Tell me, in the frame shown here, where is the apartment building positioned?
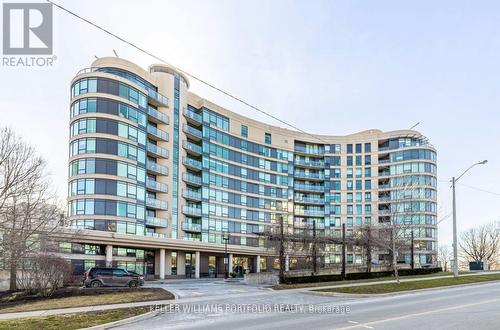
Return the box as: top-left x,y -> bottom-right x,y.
66,57 -> 437,278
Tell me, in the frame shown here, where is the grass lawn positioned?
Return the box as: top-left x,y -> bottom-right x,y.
314,273 -> 500,294
0,307 -> 150,330
274,272 -> 461,290
0,288 -> 173,314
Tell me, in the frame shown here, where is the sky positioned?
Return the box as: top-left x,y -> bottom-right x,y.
0,0 -> 499,247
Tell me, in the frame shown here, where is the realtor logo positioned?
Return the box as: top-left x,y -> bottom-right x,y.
2,3 -> 53,55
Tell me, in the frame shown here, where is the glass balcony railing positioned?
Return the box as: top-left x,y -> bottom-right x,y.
182,140 -> 202,154
147,144 -> 169,158
294,146 -> 325,155
182,205 -> 202,217
294,172 -> 325,180
145,216 -> 168,228
182,222 -> 202,233
145,231 -> 166,238
183,108 -> 202,124
294,159 -> 324,168
378,171 -> 391,177
183,172 -> 202,186
294,183 -> 324,192
146,161 -> 168,175
182,189 -> 202,201
147,106 -> 169,124
147,125 -> 169,141
182,124 -> 202,139
294,197 -> 325,204
147,89 -> 169,107
146,197 -> 168,210
182,157 -> 202,171
295,209 -> 325,217
146,178 -> 168,193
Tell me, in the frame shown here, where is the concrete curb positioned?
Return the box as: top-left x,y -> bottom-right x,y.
82,310 -> 158,330
305,279 -> 500,298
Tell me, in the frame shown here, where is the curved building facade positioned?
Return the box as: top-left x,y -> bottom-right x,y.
66,57 -> 437,278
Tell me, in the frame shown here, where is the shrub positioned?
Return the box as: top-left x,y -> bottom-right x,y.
17,254 -> 72,297
282,267 -> 442,285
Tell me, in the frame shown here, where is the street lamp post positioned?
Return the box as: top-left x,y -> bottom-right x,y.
223,233 -> 230,279
451,160 -> 488,277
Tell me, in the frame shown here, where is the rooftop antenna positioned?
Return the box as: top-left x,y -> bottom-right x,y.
113,49 -> 119,57
409,122 -> 420,130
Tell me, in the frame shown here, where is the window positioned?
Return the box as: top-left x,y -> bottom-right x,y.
365,143 -> 371,153
241,125 -> 248,138
347,144 -> 353,154
265,133 -> 271,144
365,180 -> 372,190
355,143 -> 362,153
365,155 -> 371,165
347,156 -> 353,166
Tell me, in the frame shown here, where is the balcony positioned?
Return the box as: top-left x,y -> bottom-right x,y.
378,158 -> 391,164
294,183 -> 324,193
147,89 -> 169,108
378,182 -> 390,189
147,106 -> 169,125
182,157 -> 202,171
182,140 -> 202,156
294,159 -> 324,168
147,144 -> 169,158
147,125 -> 169,141
295,209 -> 325,217
145,232 -> 166,238
183,172 -> 202,186
182,205 -> 202,217
294,197 -> 324,205
182,124 -> 202,141
294,146 -> 325,156
183,108 -> 202,126
294,172 -> 325,181
145,216 -> 168,228
182,222 -> 202,233
146,161 -> 168,176
378,209 -> 391,215
182,189 -> 202,201
146,178 -> 168,193
378,196 -> 391,202
378,170 -> 390,177
146,197 -> 168,210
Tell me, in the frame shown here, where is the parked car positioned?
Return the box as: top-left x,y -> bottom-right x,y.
83,267 -> 145,288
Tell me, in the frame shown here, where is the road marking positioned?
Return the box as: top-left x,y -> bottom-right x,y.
335,297 -> 500,329
348,321 -> 358,324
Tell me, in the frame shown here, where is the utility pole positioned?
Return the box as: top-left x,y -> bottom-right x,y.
411,230 -> 415,270
451,160 -> 487,278
341,223 -> 346,280
452,176 -> 458,277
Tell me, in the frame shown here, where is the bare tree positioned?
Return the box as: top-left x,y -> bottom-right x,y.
438,245 -> 452,272
371,180 -> 418,283
0,127 -> 65,291
459,222 -> 499,269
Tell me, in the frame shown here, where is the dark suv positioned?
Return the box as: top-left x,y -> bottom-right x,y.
83,267 -> 145,288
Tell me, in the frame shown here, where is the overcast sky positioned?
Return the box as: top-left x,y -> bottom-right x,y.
1,0 -> 499,246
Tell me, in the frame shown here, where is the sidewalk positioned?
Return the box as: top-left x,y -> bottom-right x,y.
0,271 -> 498,321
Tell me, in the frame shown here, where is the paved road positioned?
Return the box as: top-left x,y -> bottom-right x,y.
118,280 -> 500,330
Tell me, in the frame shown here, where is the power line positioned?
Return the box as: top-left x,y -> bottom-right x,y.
46,0 -> 331,145
456,182 -> 500,197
